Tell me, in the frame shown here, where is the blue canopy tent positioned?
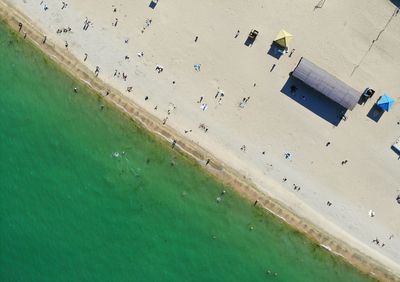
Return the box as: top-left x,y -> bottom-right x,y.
376,94 -> 394,112
377,94 -> 395,112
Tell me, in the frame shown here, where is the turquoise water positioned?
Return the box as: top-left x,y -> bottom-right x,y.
0,23 -> 374,281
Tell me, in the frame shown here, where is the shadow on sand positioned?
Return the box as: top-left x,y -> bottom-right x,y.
244,36 -> 256,47
281,76 -> 347,126
366,104 -> 385,123
149,0 -> 158,9
267,43 -> 284,60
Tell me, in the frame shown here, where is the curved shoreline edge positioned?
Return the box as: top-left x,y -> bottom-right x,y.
0,2 -> 398,281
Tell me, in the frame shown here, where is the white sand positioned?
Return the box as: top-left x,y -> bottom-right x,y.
4,0 -> 400,276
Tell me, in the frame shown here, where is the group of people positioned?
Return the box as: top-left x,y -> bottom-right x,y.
30,1 -> 397,259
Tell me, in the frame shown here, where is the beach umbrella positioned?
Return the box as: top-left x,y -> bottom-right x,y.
274,29 -> 293,48
376,94 -> 395,112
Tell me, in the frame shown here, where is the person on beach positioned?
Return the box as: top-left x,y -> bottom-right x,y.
155,65 -> 164,73
84,53 -> 88,61
18,22 -> 23,32
195,36 -> 198,42
235,30 -> 240,38
270,64 -> 276,72
42,36 -> 47,44
113,18 -> 118,27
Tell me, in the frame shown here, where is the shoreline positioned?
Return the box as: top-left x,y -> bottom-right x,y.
0,2 -> 398,281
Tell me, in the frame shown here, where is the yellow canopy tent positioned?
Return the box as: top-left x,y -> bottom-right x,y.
274,30 -> 293,48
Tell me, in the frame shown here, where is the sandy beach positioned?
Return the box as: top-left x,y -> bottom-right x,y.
1,0 -> 399,280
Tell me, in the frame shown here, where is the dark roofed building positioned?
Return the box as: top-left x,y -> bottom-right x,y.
292,58 -> 361,110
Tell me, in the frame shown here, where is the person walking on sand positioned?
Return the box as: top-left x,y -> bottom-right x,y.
95,66 -> 100,76
42,35 -> 47,44
235,30 -> 240,38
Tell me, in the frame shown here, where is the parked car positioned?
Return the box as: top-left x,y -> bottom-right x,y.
360,87 -> 375,105
248,29 -> 259,40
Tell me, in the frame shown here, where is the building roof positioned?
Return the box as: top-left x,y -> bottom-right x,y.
292,57 -> 361,110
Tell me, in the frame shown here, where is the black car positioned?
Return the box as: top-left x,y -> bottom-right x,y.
359,88 -> 375,105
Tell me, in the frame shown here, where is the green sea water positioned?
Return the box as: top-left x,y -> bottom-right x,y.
0,23 -> 374,282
